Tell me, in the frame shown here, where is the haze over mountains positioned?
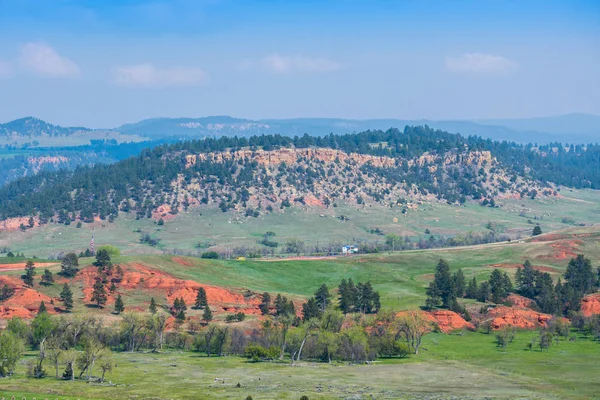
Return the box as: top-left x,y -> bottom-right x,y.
2,113 -> 600,144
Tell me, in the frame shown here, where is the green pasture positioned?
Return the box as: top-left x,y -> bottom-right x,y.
0,330 -> 598,399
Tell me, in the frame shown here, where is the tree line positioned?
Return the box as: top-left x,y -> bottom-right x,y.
425,255 -> 600,318
1,125 -> 598,224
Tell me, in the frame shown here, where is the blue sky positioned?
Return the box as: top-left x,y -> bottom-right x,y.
0,0 -> 598,127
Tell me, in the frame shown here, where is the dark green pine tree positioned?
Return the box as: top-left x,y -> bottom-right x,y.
435,259 -> 455,307
41,269 -> 54,285
149,297 -> 157,314
94,249 -> 112,267
114,294 -> 125,314
284,299 -> 296,316
259,292 -> 271,315
478,281 -> 491,303
38,300 -> 47,314
346,278 -> 358,312
465,277 -> 479,299
489,269 -> 513,304
274,294 -> 286,316
564,254 -> 596,295
534,272 -> 557,314
176,309 -> 186,322
452,269 -> 466,298
372,291 -> 381,312
314,284 -> 331,313
91,276 -> 108,307
195,287 -> 208,309
60,253 -> 79,277
426,259 -> 456,309
202,305 -> 213,323
515,260 -> 537,299
23,260 -> 36,287
302,297 -> 321,320
179,297 -> 187,311
60,283 -> 74,311
173,297 -> 181,314
532,225 -> 542,236
338,278 -> 351,313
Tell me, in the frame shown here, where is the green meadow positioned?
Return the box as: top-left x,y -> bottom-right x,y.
0,330 -> 598,400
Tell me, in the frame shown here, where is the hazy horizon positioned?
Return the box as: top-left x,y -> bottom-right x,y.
3,112 -> 600,131
0,0 -> 598,127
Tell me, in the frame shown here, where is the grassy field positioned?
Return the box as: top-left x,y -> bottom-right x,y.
2,224 -> 599,312
0,330 -> 598,399
1,205 -> 599,399
2,188 -> 600,258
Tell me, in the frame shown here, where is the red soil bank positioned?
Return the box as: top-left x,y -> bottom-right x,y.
152,204 -> 177,221
0,262 -> 58,271
537,240 -> 581,261
505,294 -> 536,309
397,310 -> 474,333
171,257 -> 196,267
429,310 -> 475,333
486,306 -> 552,329
581,293 -> 600,317
79,262 -> 262,315
0,276 -> 57,318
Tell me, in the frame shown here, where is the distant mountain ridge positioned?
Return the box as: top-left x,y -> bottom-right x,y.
0,117 -> 90,137
1,113 -> 599,144
115,113 -> 600,143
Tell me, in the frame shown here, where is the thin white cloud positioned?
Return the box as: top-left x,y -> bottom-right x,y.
260,54 -> 340,74
19,42 -> 80,78
0,60 -> 11,77
112,63 -> 208,87
446,53 -> 518,75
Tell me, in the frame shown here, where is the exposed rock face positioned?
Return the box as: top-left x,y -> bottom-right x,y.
581,293 -> 600,317
397,310 -> 475,333
75,263 -> 262,315
186,148 -> 493,170
0,275 -> 57,319
485,306 -> 553,330
0,216 -> 38,232
173,147 -> 552,221
429,310 -> 475,333
26,156 -> 70,173
505,294 -> 536,309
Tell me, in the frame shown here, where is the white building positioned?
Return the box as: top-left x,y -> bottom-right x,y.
342,245 -> 358,254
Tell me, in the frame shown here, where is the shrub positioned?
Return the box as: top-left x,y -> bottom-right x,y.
225,312 -> 246,323
201,251 -> 219,259
244,345 -> 279,362
96,245 -> 120,257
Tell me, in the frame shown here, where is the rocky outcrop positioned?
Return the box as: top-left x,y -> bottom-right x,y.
581,293 -> 600,317
485,306 -> 553,330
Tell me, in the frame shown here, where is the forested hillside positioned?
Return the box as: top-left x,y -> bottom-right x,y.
0,117 -> 89,137
0,126 -> 598,225
0,140 -> 170,187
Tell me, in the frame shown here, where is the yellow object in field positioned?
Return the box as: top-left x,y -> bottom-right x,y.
236,256 -> 246,260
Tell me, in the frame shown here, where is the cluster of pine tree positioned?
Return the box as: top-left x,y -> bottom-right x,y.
259,292 -> 295,318
514,256 -> 600,315
427,255 -> 600,318
337,279 -> 381,314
